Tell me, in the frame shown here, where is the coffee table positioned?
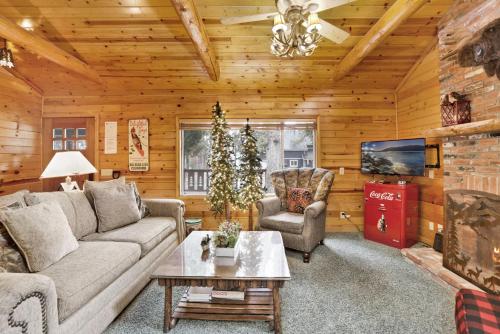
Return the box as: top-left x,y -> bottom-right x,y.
151,231 -> 291,333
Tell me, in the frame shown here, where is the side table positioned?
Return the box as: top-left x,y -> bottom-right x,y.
185,218 -> 202,236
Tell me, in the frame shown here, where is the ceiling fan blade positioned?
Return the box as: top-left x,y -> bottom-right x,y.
220,12 -> 278,25
307,0 -> 356,13
318,19 -> 350,44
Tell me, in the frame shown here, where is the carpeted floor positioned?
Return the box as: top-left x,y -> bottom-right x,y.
105,233 -> 456,334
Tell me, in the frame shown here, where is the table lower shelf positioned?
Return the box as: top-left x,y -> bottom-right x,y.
174,288 -> 274,322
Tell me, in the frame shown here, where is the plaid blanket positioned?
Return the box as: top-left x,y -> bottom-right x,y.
456,289 -> 500,334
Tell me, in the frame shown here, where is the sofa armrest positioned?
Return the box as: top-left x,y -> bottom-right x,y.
304,201 -> 326,219
256,197 -> 282,218
0,273 -> 58,334
143,199 -> 186,242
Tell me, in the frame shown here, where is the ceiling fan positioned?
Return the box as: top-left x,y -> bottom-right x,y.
220,0 -> 355,57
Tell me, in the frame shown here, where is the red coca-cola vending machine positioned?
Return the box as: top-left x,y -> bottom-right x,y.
364,182 -> 419,249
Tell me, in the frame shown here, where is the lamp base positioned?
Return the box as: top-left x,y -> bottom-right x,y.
59,181 -> 80,192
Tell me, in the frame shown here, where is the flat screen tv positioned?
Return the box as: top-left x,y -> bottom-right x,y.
361,138 -> 426,176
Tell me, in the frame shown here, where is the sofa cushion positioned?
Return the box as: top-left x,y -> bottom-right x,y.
0,190 -> 29,273
91,183 -> 141,232
1,201 -> 79,272
24,191 -> 98,239
82,216 -> 176,257
261,211 -> 304,234
39,241 -> 141,321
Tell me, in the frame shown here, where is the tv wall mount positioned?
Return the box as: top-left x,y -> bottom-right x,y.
425,144 -> 440,169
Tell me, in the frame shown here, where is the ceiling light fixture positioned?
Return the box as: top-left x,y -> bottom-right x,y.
0,39 -> 14,68
20,18 -> 34,31
270,6 -> 322,57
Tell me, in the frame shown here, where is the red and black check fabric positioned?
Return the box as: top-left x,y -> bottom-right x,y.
455,289 -> 500,334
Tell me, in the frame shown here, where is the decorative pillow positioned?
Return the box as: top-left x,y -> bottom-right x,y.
0,196 -> 29,273
1,201 -> 79,272
91,183 -> 141,232
84,178 -> 149,219
130,181 -> 150,219
83,178 -> 126,209
24,191 -> 98,240
287,188 -> 314,214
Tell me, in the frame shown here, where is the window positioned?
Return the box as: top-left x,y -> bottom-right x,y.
52,127 -> 87,152
180,119 -> 316,195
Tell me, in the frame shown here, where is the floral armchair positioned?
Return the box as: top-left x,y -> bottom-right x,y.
256,168 -> 335,263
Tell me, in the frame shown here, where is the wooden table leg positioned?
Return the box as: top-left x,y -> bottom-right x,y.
164,284 -> 172,333
272,287 -> 282,334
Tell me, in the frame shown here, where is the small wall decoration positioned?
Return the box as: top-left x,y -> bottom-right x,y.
128,119 -> 149,171
440,92 -> 471,127
104,121 -> 117,154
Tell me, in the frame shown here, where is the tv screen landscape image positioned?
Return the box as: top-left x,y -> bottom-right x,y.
361,138 -> 426,176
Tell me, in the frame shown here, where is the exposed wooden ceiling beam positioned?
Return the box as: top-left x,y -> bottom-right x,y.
0,15 -> 102,84
169,0 -> 220,81
333,0 -> 429,81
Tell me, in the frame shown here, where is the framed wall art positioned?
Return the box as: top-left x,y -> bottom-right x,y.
128,119 -> 149,171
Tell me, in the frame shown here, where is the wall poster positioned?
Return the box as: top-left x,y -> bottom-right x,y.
128,119 -> 149,171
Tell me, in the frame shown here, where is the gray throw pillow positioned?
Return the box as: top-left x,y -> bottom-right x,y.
85,178 -> 149,219
83,178 -> 126,209
25,191 -> 98,240
0,196 -> 29,273
92,183 -> 141,232
1,201 -> 79,272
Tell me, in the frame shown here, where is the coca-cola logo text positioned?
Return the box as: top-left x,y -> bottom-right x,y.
369,191 -> 395,201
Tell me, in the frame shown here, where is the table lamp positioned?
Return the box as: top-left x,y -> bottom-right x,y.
40,151 -> 97,191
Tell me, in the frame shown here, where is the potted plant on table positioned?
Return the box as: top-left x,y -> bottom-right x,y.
213,221 -> 241,257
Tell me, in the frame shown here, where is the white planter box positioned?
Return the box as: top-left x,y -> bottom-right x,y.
215,246 -> 235,257
214,238 -> 239,257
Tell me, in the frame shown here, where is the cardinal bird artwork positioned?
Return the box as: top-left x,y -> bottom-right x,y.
128,119 -> 149,171
130,127 -> 144,157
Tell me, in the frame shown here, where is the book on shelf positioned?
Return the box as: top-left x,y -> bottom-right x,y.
211,290 -> 245,301
187,286 -> 212,302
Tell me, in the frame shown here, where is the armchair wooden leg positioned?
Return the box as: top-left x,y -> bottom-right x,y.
303,252 -> 310,263
319,240 -> 324,245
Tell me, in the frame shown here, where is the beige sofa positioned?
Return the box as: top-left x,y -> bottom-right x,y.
0,190 -> 185,334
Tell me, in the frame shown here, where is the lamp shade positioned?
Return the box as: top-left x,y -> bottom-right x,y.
40,151 -> 97,179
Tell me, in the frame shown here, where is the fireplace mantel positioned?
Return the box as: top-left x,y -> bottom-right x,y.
424,119 -> 500,138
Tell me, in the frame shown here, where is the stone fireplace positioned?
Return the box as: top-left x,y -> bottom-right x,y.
438,0 -> 500,294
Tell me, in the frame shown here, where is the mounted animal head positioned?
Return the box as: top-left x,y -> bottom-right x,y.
458,18 -> 500,79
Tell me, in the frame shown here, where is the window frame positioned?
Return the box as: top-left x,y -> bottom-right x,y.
177,117 -> 319,197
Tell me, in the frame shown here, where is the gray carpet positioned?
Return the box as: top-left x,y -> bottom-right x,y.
105,233 -> 456,334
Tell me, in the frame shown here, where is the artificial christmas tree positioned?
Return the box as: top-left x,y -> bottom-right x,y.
207,101 -> 237,220
237,119 -> 264,230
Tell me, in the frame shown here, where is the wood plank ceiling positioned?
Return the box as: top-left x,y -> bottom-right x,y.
0,0 -> 452,96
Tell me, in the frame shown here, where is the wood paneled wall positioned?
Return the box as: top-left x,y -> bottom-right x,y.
0,71 -> 43,195
43,89 -> 396,231
395,47 -> 443,245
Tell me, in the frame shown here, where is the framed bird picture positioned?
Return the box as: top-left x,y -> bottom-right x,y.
128,119 -> 149,172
